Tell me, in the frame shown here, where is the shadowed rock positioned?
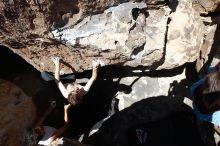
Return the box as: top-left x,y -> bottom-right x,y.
0,79 -> 36,146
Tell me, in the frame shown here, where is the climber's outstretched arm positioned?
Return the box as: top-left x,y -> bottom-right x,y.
83,60 -> 99,92
51,57 -> 69,99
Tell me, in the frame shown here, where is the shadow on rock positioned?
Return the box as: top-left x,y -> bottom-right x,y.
88,96 -> 206,146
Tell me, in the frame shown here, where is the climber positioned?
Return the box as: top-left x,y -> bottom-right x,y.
28,101 -> 71,145
191,62 -> 220,133
51,57 -> 100,106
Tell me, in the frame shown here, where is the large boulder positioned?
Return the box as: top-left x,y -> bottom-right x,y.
0,0 -> 216,73
0,79 -> 36,146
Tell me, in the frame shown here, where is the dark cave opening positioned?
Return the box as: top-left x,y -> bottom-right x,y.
0,45 -> 36,79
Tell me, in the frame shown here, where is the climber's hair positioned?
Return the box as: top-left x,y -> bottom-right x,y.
67,83 -> 85,106
204,71 -> 220,93
203,71 -> 220,105
67,91 -> 83,106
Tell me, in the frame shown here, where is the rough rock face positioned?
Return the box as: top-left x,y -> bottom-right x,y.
52,2 -> 170,67
0,0 -> 216,73
192,0 -> 220,14
196,25 -> 217,71
115,69 -> 187,110
191,0 -> 220,72
159,0 -> 206,69
0,79 -> 36,146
